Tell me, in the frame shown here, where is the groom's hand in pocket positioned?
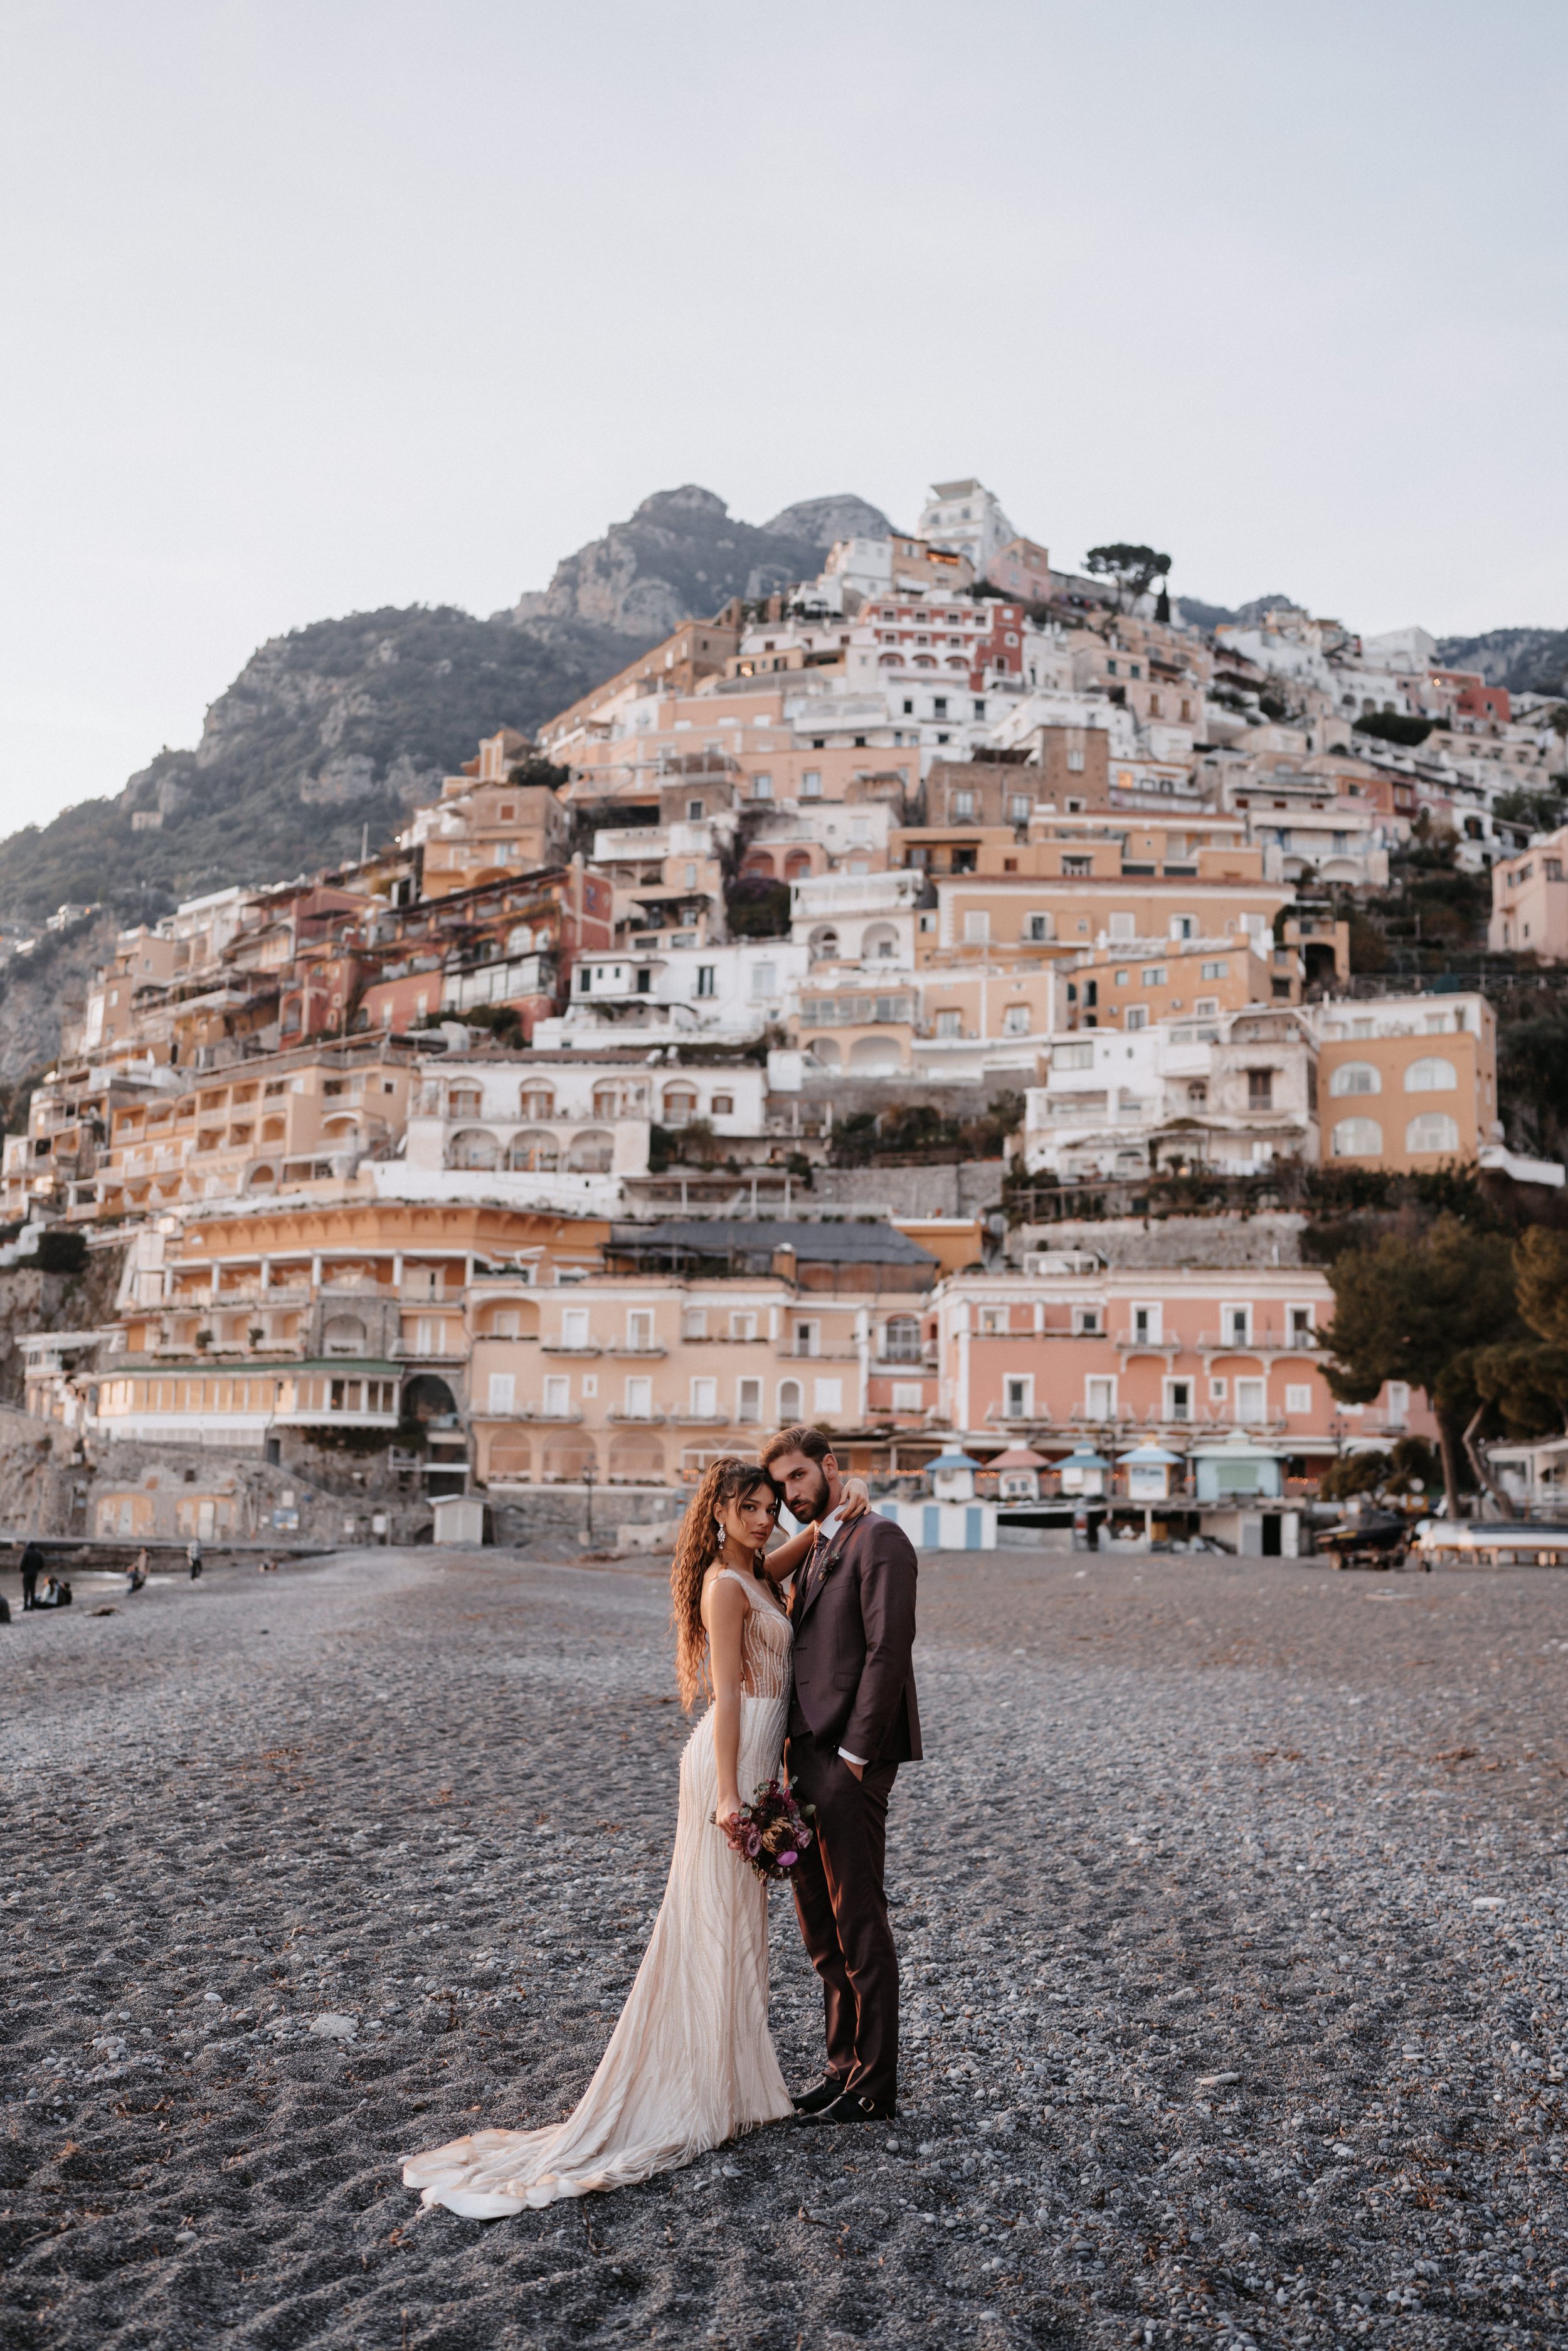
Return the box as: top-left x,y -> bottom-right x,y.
842,1758 -> 864,1782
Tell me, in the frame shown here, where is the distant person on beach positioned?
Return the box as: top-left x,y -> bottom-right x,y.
20,1542 -> 43,1611
188,1540 -> 203,1581
258,1556 -> 278,1574
126,1551 -> 148,1593
38,1574 -> 70,1608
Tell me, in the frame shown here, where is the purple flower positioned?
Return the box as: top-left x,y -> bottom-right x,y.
777,1850 -> 798,1869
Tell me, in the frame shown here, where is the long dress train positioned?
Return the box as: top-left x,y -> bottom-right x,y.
403,1569 -> 796,2213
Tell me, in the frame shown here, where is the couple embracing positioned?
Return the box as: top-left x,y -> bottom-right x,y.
405,1426 -> 921,2215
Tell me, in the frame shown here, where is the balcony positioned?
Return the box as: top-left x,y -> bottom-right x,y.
608,1409 -> 667,1425
541,1342 -> 603,1357
208,1284 -> 312,1311
1194,1329 -> 1320,1356
604,1344 -> 667,1359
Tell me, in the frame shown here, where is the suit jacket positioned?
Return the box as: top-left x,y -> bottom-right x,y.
789,1508 -> 921,1764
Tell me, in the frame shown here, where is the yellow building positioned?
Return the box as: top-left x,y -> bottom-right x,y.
1315,993 -> 1498,1170
414,730 -> 570,899
1061,938 -> 1299,1031
467,1219 -> 940,1489
97,1198 -> 608,1453
97,1039 -> 419,1216
926,871 -> 1291,963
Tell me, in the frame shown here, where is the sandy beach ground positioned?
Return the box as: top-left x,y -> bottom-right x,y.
4,1543 -> 1568,2350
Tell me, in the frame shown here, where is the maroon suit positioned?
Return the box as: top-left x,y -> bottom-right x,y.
786,1507 -> 920,2110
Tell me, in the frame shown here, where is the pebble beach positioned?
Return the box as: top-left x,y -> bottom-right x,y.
5,1543 -> 1568,2350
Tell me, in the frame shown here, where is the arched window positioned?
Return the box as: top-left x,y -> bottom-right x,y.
542,1435 -> 597,1483
662,1086 -> 697,1128
448,1085 -> 482,1118
322,1313 -> 367,1356
1405,1056 -> 1457,1093
520,1085 -> 554,1120
878,652 -> 902,667
488,1433 -> 531,1482
506,923 -> 534,955
778,1378 -> 803,1421
862,922 -> 899,961
808,1038 -> 841,1069
447,1127 -> 501,1170
608,1437 -> 664,1484
1329,1061 -> 1380,1096
566,1128 -> 615,1172
808,925 -> 840,963
784,849 -> 813,881
1332,1117 -> 1382,1158
591,1084 -> 620,1118
1406,1112 -> 1460,1154
508,1129 -> 559,1172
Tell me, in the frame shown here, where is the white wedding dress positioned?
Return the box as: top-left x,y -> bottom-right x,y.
403,1569 -> 797,2214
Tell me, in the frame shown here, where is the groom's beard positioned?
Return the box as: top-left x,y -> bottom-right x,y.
797,1466 -> 832,1526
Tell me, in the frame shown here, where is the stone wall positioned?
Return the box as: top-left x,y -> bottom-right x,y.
486,1482 -> 686,1551
1010,1211 -> 1309,1270
803,1160 -> 1006,1218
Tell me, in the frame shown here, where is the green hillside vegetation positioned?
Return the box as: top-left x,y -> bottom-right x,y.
0,605 -> 637,925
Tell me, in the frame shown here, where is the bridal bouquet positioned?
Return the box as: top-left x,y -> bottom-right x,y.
722,1779 -> 815,1882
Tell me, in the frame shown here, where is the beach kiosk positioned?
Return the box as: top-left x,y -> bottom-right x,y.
874,1450 -> 997,1551
1057,1443 -> 1111,1499
985,1445 -> 1048,1501
1117,1443 -> 1184,1502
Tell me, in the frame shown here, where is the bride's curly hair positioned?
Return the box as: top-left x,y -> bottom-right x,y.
670,1457 -> 780,1710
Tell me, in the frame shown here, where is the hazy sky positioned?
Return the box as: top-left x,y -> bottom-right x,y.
2,0 -> 1564,832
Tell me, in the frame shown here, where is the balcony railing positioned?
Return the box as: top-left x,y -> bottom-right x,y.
1194,1329 -> 1319,1352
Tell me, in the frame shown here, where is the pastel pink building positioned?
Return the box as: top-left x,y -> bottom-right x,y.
933,1258 -> 1433,1484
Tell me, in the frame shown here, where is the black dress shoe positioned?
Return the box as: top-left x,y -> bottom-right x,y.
797,2088 -> 897,2125
791,2075 -> 847,2114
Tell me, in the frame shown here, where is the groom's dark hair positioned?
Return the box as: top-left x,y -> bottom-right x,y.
760,1424 -> 834,1470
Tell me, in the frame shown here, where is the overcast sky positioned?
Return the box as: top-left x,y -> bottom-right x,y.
1,0 -> 1564,832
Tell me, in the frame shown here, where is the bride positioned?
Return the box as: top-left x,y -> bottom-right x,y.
403,1456 -> 864,2216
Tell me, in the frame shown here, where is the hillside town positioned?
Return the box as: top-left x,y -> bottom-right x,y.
7,479 -> 1567,1554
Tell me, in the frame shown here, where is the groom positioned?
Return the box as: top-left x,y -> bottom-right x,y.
760,1424 -> 920,2125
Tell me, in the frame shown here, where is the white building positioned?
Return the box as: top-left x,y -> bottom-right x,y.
1360,626 -> 1438,674
1022,1009 -> 1320,1181
532,938 -> 811,1051
790,869 -> 923,969
916,479 -> 1020,575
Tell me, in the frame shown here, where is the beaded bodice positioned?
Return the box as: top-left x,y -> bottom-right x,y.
710,1566 -> 793,1700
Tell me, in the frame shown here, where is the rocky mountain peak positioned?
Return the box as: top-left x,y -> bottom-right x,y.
509,482 -> 893,640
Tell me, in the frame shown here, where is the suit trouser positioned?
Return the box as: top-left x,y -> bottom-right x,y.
785,1730 -> 899,2108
